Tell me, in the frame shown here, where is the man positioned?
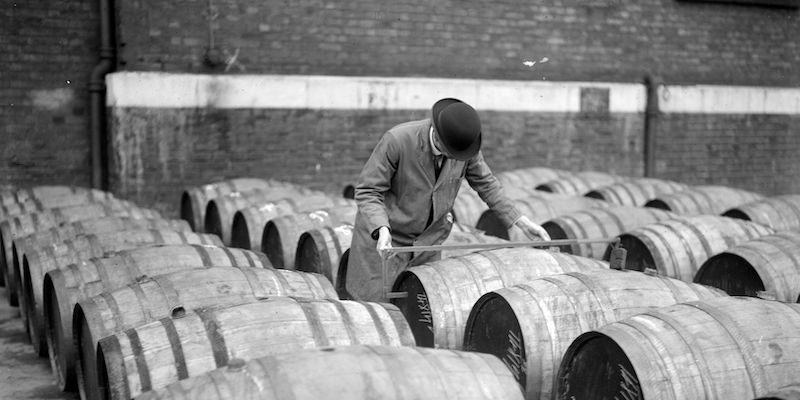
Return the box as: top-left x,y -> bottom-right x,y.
346,98 -> 550,301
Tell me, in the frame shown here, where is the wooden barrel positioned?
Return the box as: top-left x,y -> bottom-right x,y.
295,224 -> 354,286
542,205 -> 677,259
179,178 -> 285,232
63,266 -> 336,398
452,181 -> 546,228
0,185 -> 99,207
535,171 -> 624,196
723,194 -> 800,231
584,178 -> 689,206
262,204 -> 357,268
205,188 -> 332,249
0,189 -> 116,221
645,185 -> 764,215
95,297 -> 416,399
391,248 -> 607,349
556,297 -> 800,400
756,385 -> 800,400
135,345 -> 523,400
463,269 -> 726,400
1,201 -> 162,306
41,244 -> 274,393
476,193 -> 609,240
694,231 -> 800,303
496,167 -> 573,189
21,229 -> 222,356
11,216 -> 190,302
611,215 -> 775,282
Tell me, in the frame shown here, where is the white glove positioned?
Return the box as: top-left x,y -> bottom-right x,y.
514,215 -> 551,241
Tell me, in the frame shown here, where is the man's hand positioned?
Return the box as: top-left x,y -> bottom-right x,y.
376,226 -> 393,258
514,215 -> 551,241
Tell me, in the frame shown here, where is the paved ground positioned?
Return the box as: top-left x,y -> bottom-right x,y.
0,287 -> 77,400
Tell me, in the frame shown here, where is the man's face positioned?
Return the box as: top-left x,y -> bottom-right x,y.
432,129 -> 449,157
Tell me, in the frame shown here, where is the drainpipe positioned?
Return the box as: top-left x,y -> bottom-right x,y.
643,74 -> 661,178
89,0 -> 115,190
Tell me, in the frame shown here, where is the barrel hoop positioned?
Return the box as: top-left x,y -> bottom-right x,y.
296,270 -> 325,298
241,249 -> 259,268
172,229 -> 187,244
363,303 -> 392,346
561,214 -> 590,254
521,285 -> 558,390
561,272 -> 618,325
296,299 -> 330,347
195,309 -> 229,368
328,227 -> 344,263
270,269 -> 293,294
582,210 -> 613,256
218,245 -> 240,267
671,219 -> 714,265
152,274 -> 183,311
124,327 -> 153,393
159,318 -> 189,380
239,267 -> 271,299
534,276 -> 591,335
617,182 -> 640,206
67,262 -> 90,290
100,291 -> 126,333
192,245 -> 215,267
688,301 -> 767,395
101,334 -> 131,400
308,229 -> 331,273
635,225 -> 686,279
30,211 -> 40,231
616,316 -> 688,399
477,251 -> 510,289
642,308 -> 717,400
325,299 -> 360,344
744,236 -> 798,298
776,197 -> 800,223
87,234 -> 103,257
686,190 -> 710,214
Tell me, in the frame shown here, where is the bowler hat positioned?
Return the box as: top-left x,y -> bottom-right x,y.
432,98 -> 482,161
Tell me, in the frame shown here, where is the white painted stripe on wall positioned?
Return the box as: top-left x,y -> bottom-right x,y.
106,72 -> 645,112
659,85 -> 800,114
107,72 -> 800,114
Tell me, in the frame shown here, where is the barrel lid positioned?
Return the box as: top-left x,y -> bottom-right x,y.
463,292 -> 527,389
391,271 -> 434,348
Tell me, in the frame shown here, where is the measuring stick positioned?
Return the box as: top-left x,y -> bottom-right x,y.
380,237 -> 625,300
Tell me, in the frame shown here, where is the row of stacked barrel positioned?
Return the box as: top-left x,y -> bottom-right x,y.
4,169 -> 799,400
0,181 -> 515,400
389,166 -> 798,400
171,171 -> 800,399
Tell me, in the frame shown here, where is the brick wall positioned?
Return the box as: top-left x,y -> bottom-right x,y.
1,1 -> 98,187
109,106 -> 643,216
115,0 -> 799,86
655,114 -> 800,194
3,0 -> 799,214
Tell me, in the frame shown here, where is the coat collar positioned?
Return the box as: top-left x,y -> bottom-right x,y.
417,119 -> 452,189
417,119 -> 436,185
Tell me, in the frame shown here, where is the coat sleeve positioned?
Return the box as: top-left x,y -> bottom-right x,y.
354,132 -> 399,238
465,151 -> 522,228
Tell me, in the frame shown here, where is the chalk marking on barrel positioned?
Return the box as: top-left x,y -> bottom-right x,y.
416,293 -> 433,333
502,329 -> 526,382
